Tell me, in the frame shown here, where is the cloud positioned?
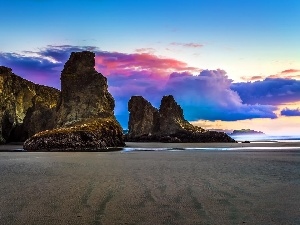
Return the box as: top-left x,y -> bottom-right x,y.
135,48 -> 156,54
0,45 -> 278,128
268,74 -> 300,80
192,116 -> 300,136
243,69 -> 300,81
281,69 -> 300,74
231,78 -> 300,105
280,108 -> 300,116
241,75 -> 264,81
170,42 -> 204,48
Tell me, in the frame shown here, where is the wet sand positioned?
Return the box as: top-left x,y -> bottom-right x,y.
0,143 -> 299,224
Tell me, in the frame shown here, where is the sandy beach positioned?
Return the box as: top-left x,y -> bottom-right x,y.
0,142 -> 299,224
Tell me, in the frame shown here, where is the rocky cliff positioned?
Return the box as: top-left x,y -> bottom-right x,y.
24,51 -> 124,151
0,66 -> 59,143
126,95 -> 235,143
57,51 -> 114,127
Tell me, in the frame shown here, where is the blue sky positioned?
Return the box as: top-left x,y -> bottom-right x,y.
1,0 -> 299,80
1,0 -> 300,134
2,1 -> 299,58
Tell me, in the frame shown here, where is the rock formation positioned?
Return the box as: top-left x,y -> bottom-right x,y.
57,51 -> 114,127
128,96 -> 159,137
23,51 -> 125,151
24,118 -> 124,151
159,95 -> 196,134
126,95 -> 235,143
0,66 -> 59,143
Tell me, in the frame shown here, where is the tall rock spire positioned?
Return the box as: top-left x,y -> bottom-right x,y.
57,51 -> 114,127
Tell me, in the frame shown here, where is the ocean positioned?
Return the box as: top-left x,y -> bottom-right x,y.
229,134 -> 300,142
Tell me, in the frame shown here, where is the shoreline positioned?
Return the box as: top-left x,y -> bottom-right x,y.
0,141 -> 300,152
125,141 -> 300,148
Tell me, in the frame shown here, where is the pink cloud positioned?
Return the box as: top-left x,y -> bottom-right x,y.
268,74 -> 300,80
95,51 -> 199,79
281,69 -> 300,74
241,75 -> 264,81
243,69 -> 300,81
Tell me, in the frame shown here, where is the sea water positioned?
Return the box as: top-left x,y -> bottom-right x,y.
229,134 -> 300,142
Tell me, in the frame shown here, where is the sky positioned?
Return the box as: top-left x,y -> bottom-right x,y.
0,0 -> 300,135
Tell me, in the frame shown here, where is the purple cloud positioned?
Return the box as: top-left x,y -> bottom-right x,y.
281,108 -> 300,116
231,78 -> 300,105
0,52 -> 62,88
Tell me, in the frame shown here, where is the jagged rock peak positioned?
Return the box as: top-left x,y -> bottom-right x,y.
62,51 -> 96,74
159,95 -> 195,134
159,95 -> 184,120
128,96 -> 156,112
57,51 -> 115,127
128,96 -> 159,137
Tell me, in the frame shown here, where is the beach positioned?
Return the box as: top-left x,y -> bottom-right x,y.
0,142 -> 299,224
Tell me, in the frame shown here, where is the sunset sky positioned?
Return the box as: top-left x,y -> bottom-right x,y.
1,0 -> 300,135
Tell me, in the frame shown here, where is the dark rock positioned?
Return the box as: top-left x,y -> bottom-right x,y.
24,118 -> 124,151
57,51 -> 114,127
159,95 -> 197,134
24,51 -> 125,151
0,66 -> 59,143
126,95 -> 235,143
21,96 -> 57,140
128,96 -> 159,137
168,130 -> 236,143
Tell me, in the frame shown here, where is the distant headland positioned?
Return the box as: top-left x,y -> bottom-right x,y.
230,129 -> 265,136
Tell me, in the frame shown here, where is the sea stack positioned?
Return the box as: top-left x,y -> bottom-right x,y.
0,66 -> 59,143
23,51 -> 125,151
159,95 -> 196,134
57,51 -> 115,127
128,96 -> 160,137
127,95 -> 235,143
